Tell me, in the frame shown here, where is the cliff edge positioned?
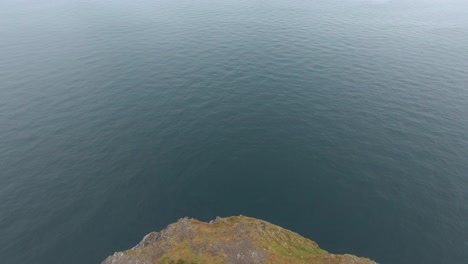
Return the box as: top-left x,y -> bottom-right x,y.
102,216 -> 377,264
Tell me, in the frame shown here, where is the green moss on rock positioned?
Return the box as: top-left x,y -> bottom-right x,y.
102,216 -> 377,264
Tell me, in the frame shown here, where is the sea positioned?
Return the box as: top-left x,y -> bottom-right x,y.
1,0 -> 467,263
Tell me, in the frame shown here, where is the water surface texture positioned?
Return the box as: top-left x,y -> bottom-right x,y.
1,0 -> 468,263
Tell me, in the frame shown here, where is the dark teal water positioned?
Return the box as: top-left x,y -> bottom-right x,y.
1,0 -> 468,263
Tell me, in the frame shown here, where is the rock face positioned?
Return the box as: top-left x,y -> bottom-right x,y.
102,216 -> 377,264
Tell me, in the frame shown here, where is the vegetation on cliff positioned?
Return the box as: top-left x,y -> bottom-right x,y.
102,216 -> 376,264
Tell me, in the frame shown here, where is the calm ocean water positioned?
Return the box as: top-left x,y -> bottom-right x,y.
1,0 -> 468,263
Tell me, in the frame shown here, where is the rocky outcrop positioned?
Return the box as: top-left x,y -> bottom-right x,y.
102,216 -> 377,264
